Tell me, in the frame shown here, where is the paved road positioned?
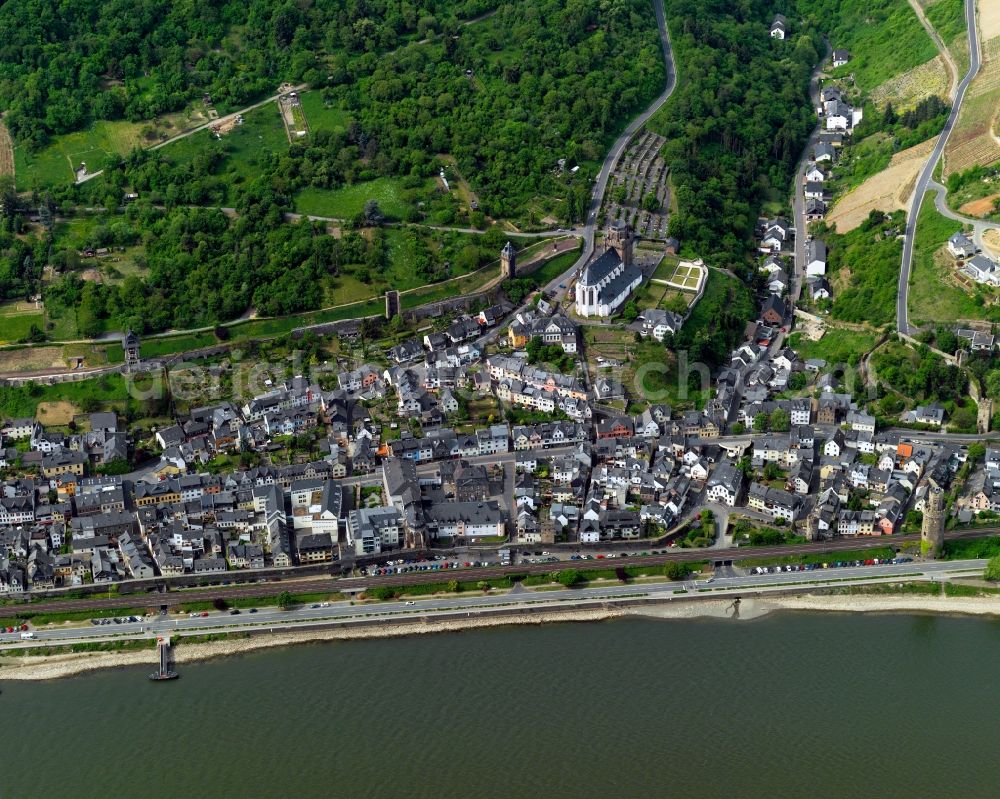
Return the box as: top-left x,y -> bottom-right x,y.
925,179 -> 995,250
1,558 -> 984,651
477,0 -> 676,345
792,48 -> 829,305
896,0 -> 980,335
10,527 -> 997,618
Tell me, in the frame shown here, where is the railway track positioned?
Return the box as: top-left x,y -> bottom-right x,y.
5,529 -> 994,618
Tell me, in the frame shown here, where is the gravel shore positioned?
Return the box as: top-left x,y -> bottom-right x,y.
0,608 -> 627,681
6,593 -> 1000,681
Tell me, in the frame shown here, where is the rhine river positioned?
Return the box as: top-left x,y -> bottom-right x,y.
4,612 -> 999,798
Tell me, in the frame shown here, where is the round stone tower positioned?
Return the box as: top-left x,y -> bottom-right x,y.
921,479 -> 945,558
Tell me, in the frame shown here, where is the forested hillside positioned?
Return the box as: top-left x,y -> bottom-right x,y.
0,0 -> 667,336
650,0 -> 817,273
0,0 -> 495,149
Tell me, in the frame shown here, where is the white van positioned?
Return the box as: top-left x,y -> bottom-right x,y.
20,631 -> 35,640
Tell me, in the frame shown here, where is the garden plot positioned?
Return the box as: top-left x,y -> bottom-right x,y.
653,259 -> 707,293
602,130 -> 671,240
0,118 -> 12,178
278,91 -> 309,143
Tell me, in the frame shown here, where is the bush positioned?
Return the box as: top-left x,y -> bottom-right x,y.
985,555 -> 1000,582
555,569 -> 582,587
663,561 -> 693,580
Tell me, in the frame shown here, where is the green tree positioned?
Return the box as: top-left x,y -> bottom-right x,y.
985,555 -> 1000,582
753,412 -> 769,432
276,591 -> 295,610
663,561 -> 692,580
641,192 -> 660,212
770,408 -> 790,432
555,569 -> 582,587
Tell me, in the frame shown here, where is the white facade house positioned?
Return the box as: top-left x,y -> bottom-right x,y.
947,231 -> 976,259
964,254 -> 1000,286
805,239 -> 827,277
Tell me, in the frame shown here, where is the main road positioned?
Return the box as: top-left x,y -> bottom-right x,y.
896,0 -> 981,335
0,557 -> 985,651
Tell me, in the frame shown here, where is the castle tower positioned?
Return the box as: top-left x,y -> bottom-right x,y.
501,241 -> 516,279
921,478 -> 945,558
384,289 -> 400,320
806,513 -> 819,542
606,221 -> 633,267
122,329 -> 141,372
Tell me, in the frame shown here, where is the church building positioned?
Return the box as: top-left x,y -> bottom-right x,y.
574,222 -> 642,317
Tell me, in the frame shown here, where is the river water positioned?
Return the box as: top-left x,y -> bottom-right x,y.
3,613 -> 999,798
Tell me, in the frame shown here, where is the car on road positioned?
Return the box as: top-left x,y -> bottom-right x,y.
229,609 -> 241,615
404,601 -> 415,606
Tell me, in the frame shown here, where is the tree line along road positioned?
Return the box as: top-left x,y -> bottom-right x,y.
6,528 -> 995,617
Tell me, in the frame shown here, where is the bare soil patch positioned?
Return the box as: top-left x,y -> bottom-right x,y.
0,118 -> 13,178
982,228 -> 1000,257
827,137 -> 938,232
0,346 -> 66,373
35,401 -> 77,425
959,192 -> 1000,216
981,0 -> 1000,41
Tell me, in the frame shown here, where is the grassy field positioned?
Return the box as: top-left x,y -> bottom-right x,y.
907,192 -> 998,324
0,301 -> 44,344
0,373 -> 128,418
295,177 -> 416,220
651,254 -> 681,281
827,0 -> 937,92
156,104 -> 289,196
520,246 -> 581,286
923,0 -> 966,46
786,327 -> 879,366
13,120 -> 148,188
298,92 -> 348,132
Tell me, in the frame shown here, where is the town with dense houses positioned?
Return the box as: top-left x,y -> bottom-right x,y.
0,16 -> 996,609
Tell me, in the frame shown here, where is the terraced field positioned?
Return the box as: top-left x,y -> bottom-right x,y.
944,34 -> 1000,175
827,137 -> 938,231
869,55 -> 950,110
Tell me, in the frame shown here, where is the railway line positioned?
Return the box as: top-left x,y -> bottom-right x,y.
5,528 -> 995,618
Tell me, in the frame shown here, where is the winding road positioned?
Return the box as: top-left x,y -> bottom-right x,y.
896,0 -> 981,335
571,0 -> 676,278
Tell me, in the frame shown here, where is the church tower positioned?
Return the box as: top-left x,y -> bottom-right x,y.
605,221 -> 633,267
501,241 -> 516,279
921,479 -> 945,558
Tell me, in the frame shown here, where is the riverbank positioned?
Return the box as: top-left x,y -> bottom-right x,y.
0,607 -> 630,681
9,591 -> 1000,680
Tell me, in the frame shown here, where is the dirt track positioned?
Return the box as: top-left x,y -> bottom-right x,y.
0,118 -> 13,178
